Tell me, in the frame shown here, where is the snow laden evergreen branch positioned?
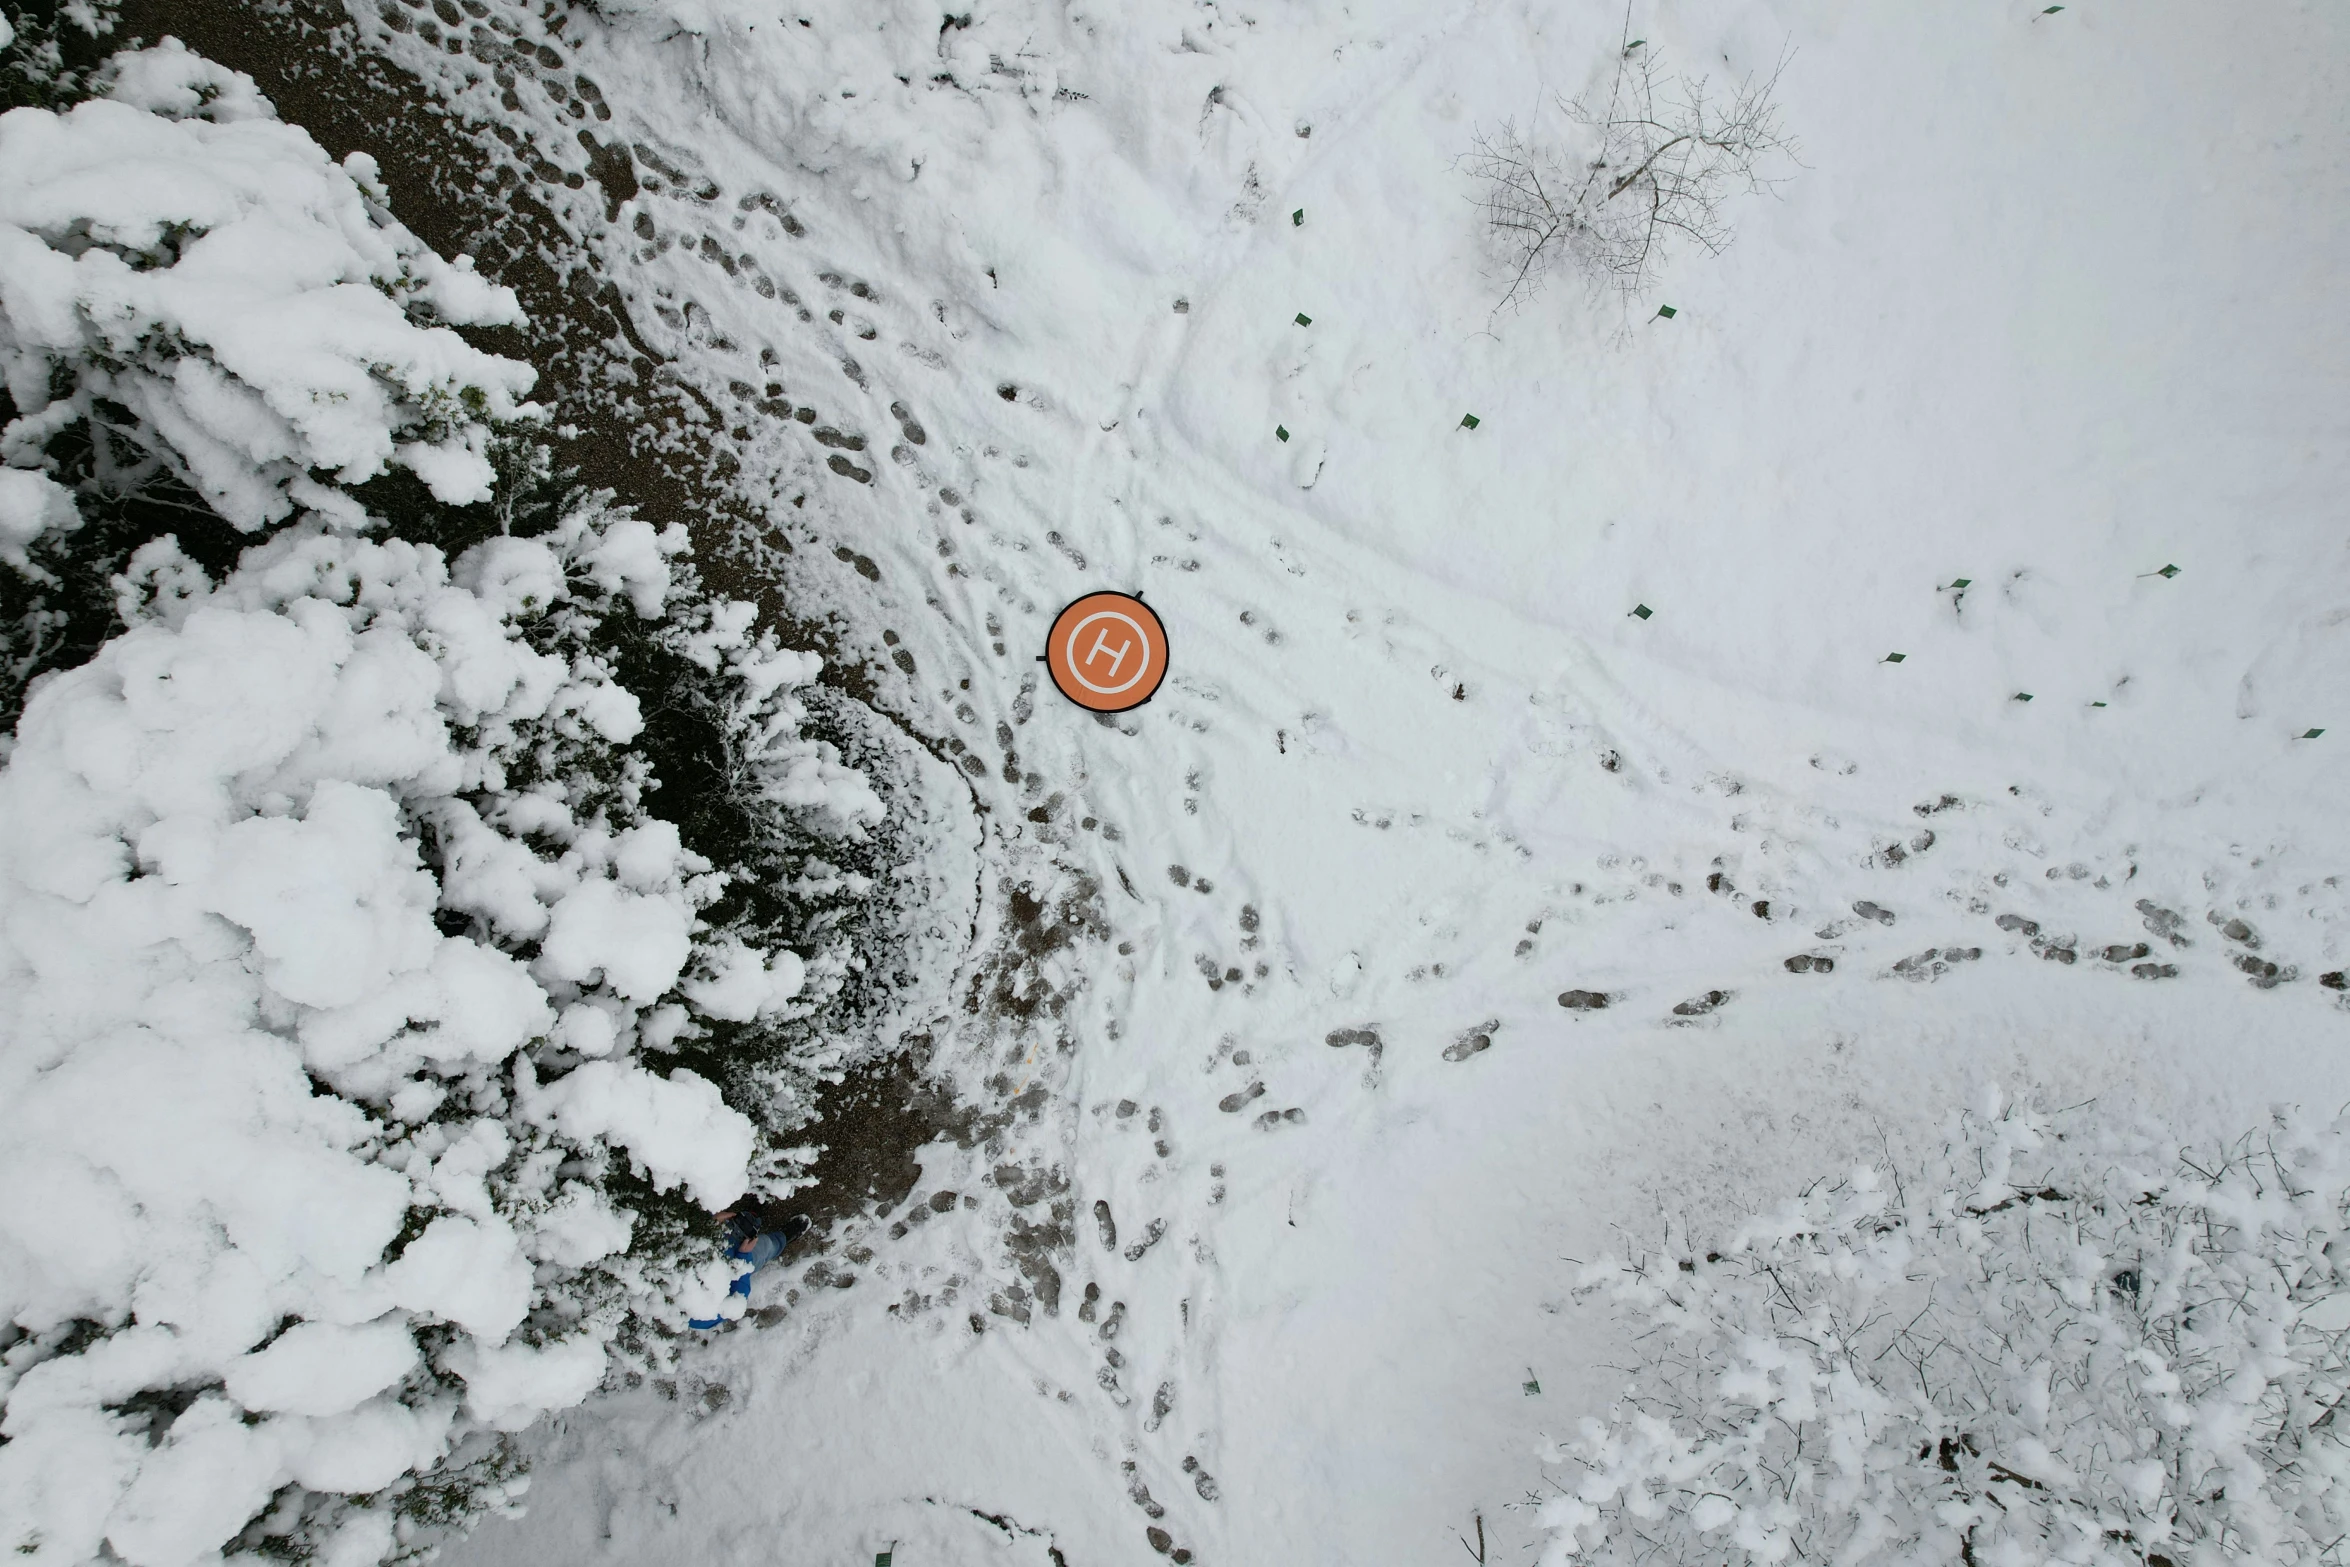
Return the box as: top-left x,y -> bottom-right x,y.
0,43 -> 884,1567
1539,1095 -> 2350,1567
1468,40 -> 1794,314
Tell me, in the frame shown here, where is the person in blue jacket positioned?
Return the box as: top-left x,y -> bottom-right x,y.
688,1208 -> 809,1330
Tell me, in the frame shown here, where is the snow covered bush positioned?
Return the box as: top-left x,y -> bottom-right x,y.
1,33 -> 529,520
0,39 -> 887,1566
1538,1093 -> 2350,1567
0,32 -> 532,724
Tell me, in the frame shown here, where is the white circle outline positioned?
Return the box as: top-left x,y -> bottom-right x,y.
1061,610 -> 1154,696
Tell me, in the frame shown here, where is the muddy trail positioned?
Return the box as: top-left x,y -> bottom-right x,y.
117,0 -> 1010,1237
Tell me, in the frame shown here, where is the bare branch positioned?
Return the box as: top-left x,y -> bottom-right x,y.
1465,41 -> 1797,315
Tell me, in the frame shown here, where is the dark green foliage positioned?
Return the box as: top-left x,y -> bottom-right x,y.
595,545 -> 881,1131
392,1433 -> 527,1529
0,394 -> 251,729
0,0 -> 119,112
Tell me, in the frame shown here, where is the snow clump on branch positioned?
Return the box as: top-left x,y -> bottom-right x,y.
0,507 -> 828,1564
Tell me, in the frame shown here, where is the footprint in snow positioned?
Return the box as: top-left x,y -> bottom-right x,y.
1289,433 -> 1326,488
1998,908 -> 2181,979
1122,1219 -> 1167,1262
1888,947 -> 1981,982
2138,900 -> 2191,946
1870,829 -> 1937,868
1443,1018 -> 1500,1061
2209,911 -> 2297,987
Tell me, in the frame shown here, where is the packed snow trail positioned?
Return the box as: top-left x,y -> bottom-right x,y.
406,0 -> 2350,1562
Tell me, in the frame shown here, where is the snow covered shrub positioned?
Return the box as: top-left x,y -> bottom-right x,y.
0,0 -> 119,114
1538,1094 -> 2350,1567
0,34 -> 533,724
0,506 -> 843,1565
0,40 -> 887,1566
1468,39 -> 1792,312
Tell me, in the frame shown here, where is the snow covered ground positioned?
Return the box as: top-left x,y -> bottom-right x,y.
423,0 -> 2350,1561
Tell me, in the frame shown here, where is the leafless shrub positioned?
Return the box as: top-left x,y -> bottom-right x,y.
1468,35 -> 1796,313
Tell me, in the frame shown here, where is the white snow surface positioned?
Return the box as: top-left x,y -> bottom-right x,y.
4,1 -> 2343,1563
406,0 -> 2350,1561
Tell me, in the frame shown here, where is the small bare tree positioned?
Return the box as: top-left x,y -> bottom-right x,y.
1468,33 -> 1794,313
